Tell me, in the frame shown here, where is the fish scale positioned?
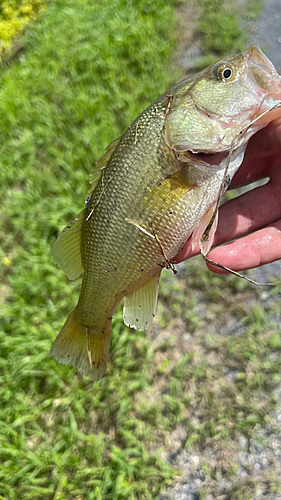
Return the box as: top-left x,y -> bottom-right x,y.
77,103 -> 177,306
51,46 -> 281,379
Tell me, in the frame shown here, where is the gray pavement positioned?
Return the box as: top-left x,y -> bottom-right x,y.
248,0 -> 281,73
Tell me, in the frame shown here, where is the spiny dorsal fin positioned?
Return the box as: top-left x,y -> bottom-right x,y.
51,209 -> 85,280
90,137 -> 121,193
123,273 -> 160,331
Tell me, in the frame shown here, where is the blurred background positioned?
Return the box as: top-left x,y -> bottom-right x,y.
1,1 -> 281,499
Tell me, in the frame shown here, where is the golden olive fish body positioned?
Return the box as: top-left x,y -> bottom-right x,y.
51,46 -> 281,380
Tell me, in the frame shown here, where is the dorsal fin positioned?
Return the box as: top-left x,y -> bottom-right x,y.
51,209 -> 85,280
90,137 -> 121,193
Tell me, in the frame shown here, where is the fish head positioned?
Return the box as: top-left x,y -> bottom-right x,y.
165,45 -> 281,168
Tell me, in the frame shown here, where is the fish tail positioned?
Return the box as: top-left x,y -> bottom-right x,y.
50,308 -> 112,380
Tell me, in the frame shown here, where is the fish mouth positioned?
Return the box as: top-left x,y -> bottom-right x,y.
179,142 -> 248,173
244,45 -> 280,92
182,150 -> 229,167
181,91 -> 281,169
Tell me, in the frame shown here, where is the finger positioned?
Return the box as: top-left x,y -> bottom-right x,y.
246,116 -> 281,158
206,219 -> 281,274
175,168 -> 281,263
213,172 -> 281,247
229,155 -> 271,189
174,121 -> 281,265
229,118 -> 281,188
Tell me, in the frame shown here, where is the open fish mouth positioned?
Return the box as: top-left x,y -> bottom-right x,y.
178,143 -> 247,172
183,149 -> 230,167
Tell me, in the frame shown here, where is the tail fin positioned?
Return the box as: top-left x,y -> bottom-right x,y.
50,309 -> 112,380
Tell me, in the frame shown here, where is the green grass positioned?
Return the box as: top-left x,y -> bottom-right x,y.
1,0 -> 281,499
158,264 -> 281,498
192,0 -> 263,70
0,0 -> 48,61
0,0 -> 178,497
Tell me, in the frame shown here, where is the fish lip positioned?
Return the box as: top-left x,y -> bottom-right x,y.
266,74 -> 281,99
244,45 -> 278,76
244,45 -> 281,94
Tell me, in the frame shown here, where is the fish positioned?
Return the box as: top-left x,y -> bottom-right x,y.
51,45 -> 281,380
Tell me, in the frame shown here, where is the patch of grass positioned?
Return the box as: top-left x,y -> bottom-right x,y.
158,261 -> 281,498
0,0 -> 178,497
0,0 -> 48,61
192,0 -> 263,70
224,476 -> 281,500
198,0 -> 245,56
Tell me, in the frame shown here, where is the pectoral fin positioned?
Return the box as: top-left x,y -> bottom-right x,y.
123,274 -> 160,331
191,204 -> 218,256
51,209 -> 85,280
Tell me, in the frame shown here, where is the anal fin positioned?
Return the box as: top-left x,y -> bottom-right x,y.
123,274 -> 160,331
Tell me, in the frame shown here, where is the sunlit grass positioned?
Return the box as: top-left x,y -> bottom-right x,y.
192,0 -> 263,71
0,0 -> 48,61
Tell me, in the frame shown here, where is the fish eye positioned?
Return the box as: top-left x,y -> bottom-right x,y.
222,68 -> 232,79
214,63 -> 234,81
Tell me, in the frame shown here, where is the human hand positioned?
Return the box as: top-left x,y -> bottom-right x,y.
175,115 -> 281,273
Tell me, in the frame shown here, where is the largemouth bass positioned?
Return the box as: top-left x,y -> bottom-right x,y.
51,46 -> 281,380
